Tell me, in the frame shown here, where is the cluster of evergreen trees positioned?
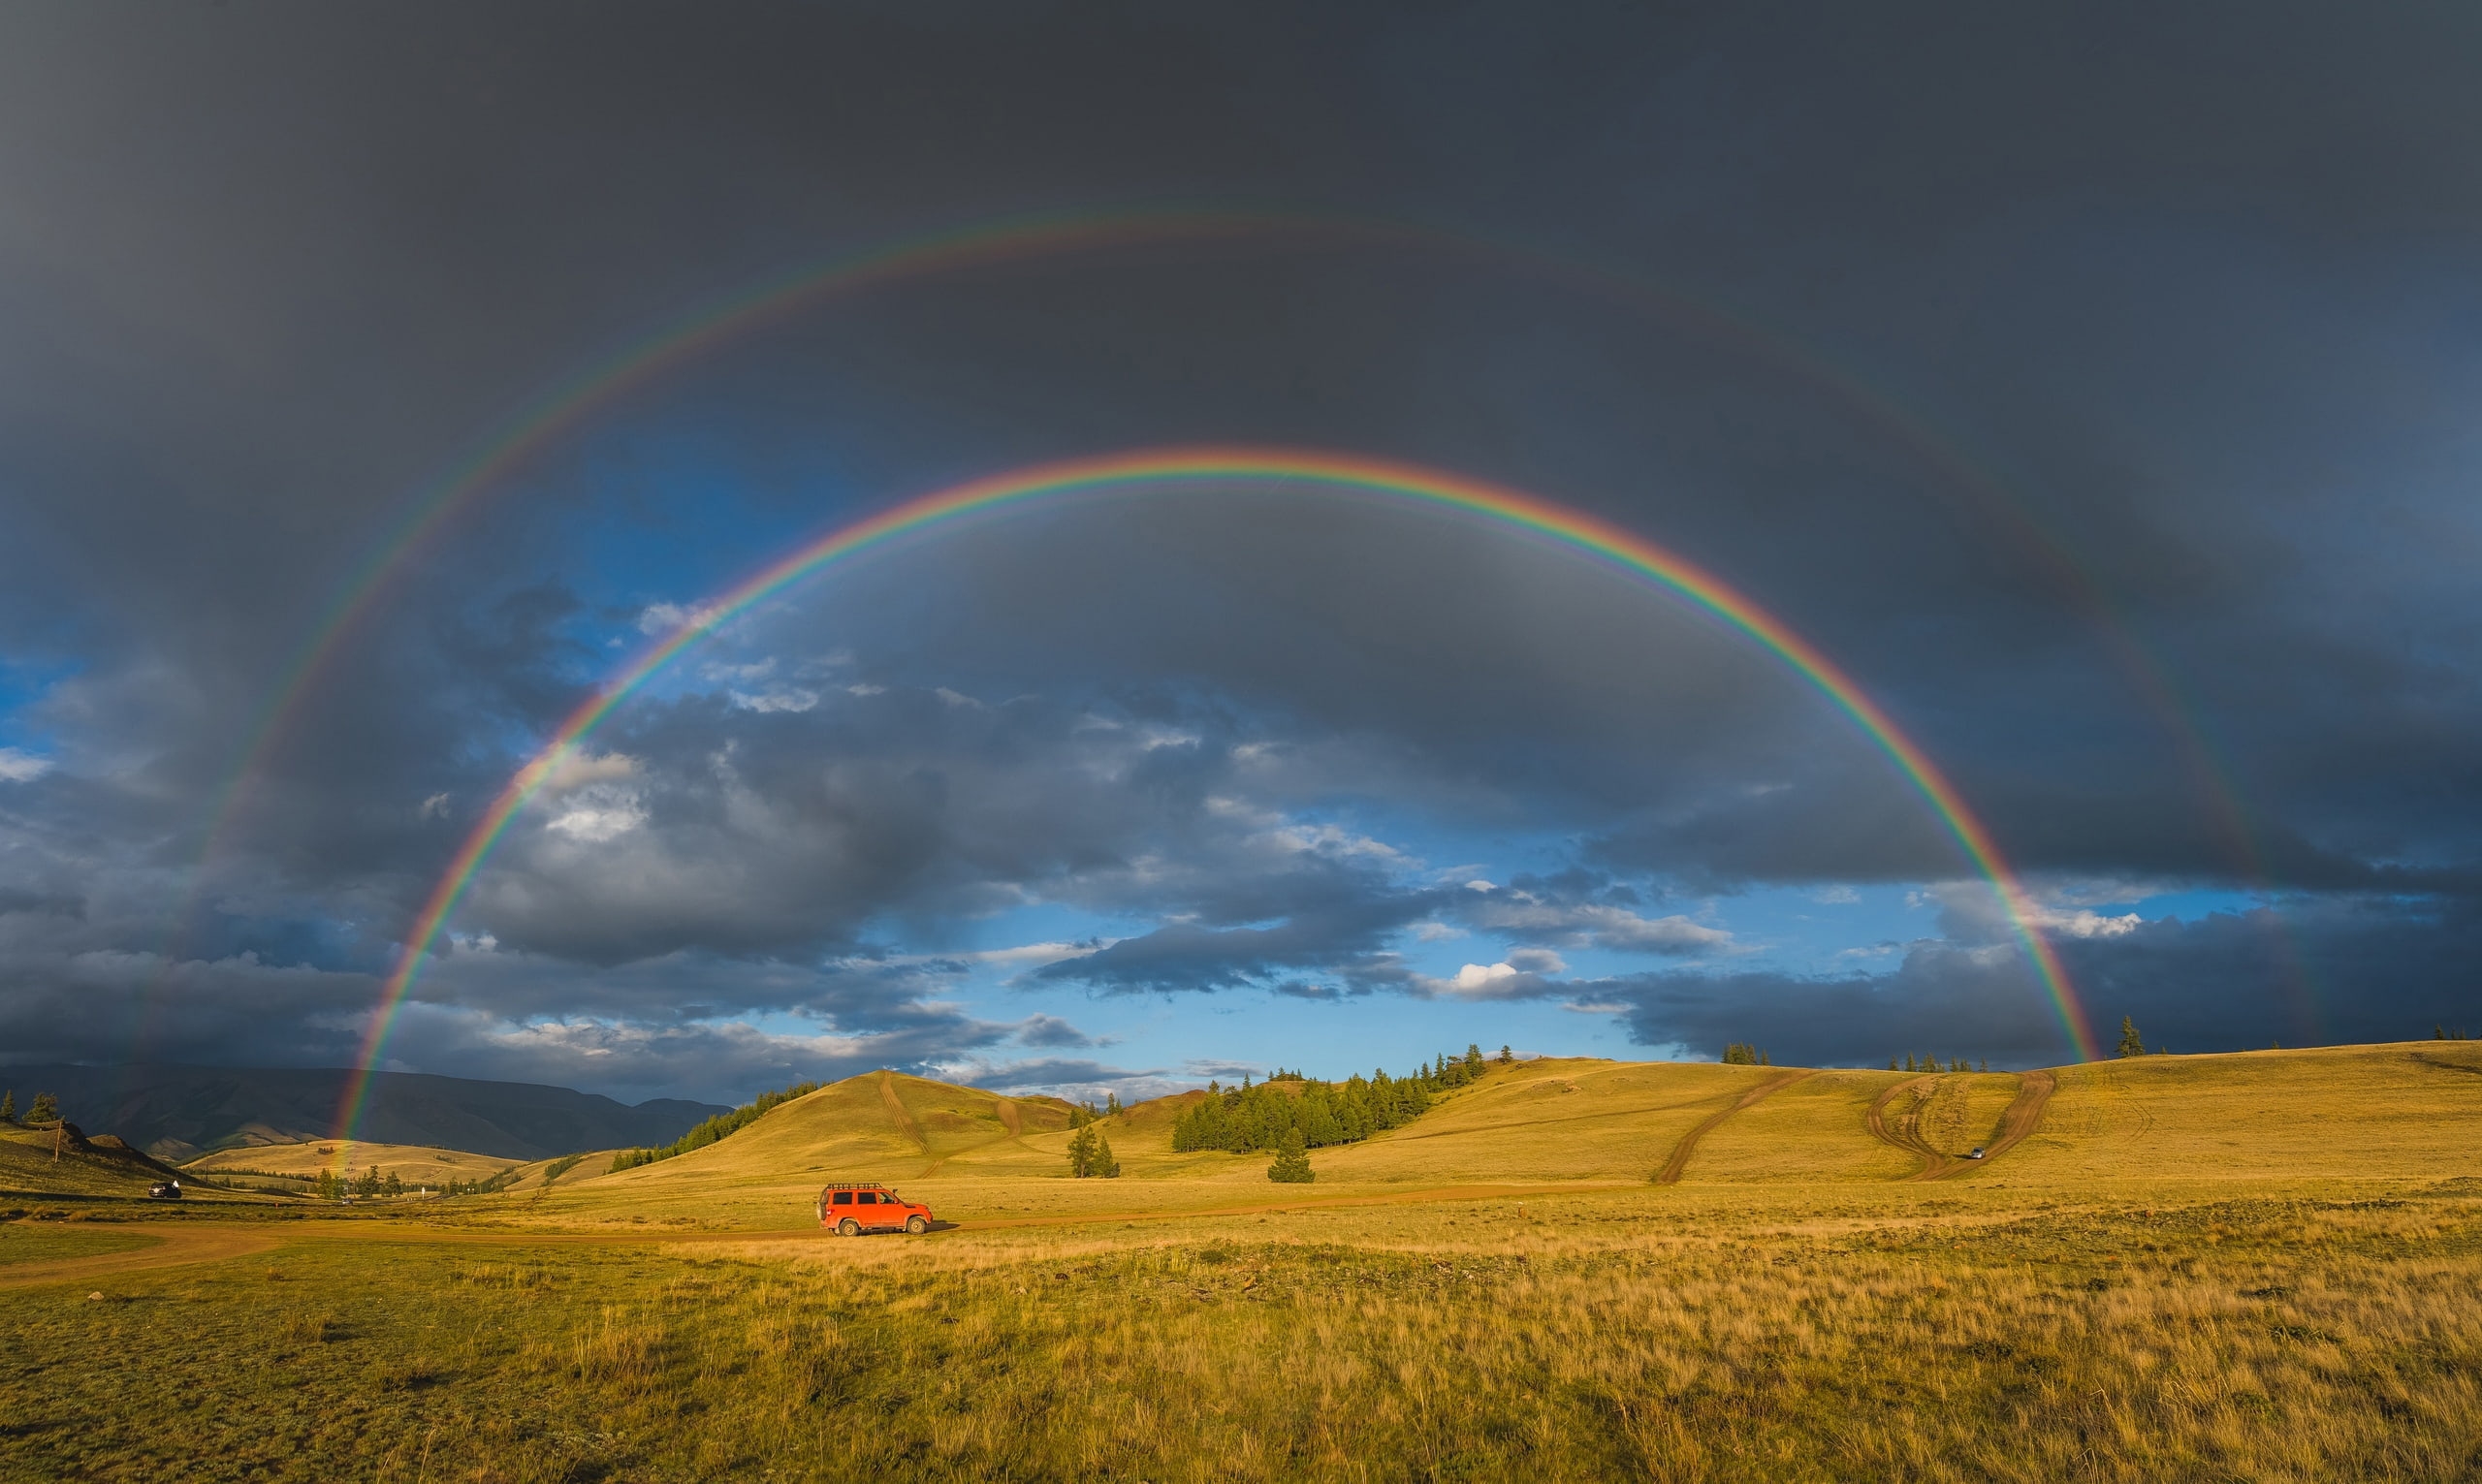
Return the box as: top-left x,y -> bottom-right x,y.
2116,1016 -> 2170,1057
0,1090 -> 59,1126
435,1168 -> 517,1197
1891,1054 -> 1988,1073
1721,1044 -> 1771,1065
1066,1106 -> 1120,1178
1171,1044 -> 1500,1156
313,1165 -> 411,1200
609,1079 -> 822,1172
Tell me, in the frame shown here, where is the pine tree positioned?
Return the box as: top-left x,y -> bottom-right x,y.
2116,1016 -> 2146,1058
1979,1058 -> 1989,1073
1105,1092 -> 1122,1116
1759,1050 -> 1771,1066
1095,1133 -> 1120,1179
0,1089 -> 14,1124
26,1091 -> 57,1126
1497,1045 -> 1514,1065
1267,1126 -> 1313,1184
1889,1058 -> 1899,1071
384,1171 -> 403,1197
1066,1107 -> 1098,1178
1903,1053 -> 1916,1072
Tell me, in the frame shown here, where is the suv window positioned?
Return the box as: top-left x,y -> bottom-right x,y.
832,1191 -> 853,1205
858,1192 -> 878,1205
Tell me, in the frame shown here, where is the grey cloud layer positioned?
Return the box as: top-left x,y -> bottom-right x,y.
2,4 -> 2478,1094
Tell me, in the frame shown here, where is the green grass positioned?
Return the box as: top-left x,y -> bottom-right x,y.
0,1222 -> 153,1267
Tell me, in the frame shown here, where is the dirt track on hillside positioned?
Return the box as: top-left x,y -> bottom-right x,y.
1654,1070 -> 1815,1184
0,1224 -> 282,1290
1866,1070 -> 2056,1182
878,1072 -> 930,1153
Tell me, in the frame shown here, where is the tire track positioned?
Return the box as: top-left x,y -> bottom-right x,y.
1654,1069 -> 1815,1184
1961,1069 -> 2056,1175
878,1071 -> 929,1153
1866,1071 -> 2057,1182
0,1223 -> 282,1290
1865,1075 -> 1951,1179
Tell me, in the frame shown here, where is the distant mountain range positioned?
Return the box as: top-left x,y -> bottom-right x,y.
0,1065 -> 731,1163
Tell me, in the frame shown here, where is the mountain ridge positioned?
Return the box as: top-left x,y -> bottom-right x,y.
0,1064 -> 729,1162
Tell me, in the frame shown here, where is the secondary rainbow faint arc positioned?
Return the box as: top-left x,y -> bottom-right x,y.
332,447 -> 2100,1151
169,205 -> 2283,1048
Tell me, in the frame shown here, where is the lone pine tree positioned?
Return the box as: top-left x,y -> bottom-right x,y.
1266,1126 -> 1314,1184
2117,1016 -> 2147,1058
26,1091 -> 57,1126
1066,1106 -> 1100,1178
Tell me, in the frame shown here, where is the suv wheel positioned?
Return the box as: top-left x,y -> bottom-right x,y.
838,1217 -> 861,1238
906,1215 -> 928,1235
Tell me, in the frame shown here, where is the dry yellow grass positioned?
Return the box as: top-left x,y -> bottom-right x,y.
6,1042 -> 2482,1479
2003,1041 -> 2482,1183
10,1177 -> 2477,1480
1687,1068 -> 1917,1182
450,1043 -> 2482,1232
187,1139 -> 515,1185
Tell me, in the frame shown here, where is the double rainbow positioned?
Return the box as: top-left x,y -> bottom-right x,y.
331,447 -> 2099,1150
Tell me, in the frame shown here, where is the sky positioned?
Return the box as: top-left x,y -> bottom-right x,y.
1,3 -> 2478,1107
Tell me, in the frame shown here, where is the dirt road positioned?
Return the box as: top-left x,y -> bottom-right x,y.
0,1224 -> 283,1290
1654,1069 -> 1815,1184
1866,1070 -> 2056,1182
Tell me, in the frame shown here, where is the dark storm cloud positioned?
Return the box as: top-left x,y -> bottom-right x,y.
1576,896 -> 2482,1068
2,4 -> 2479,1089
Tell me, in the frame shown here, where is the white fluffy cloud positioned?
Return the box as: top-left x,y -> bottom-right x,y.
637,600 -> 727,636
0,747 -> 53,782
1459,891 -> 1734,955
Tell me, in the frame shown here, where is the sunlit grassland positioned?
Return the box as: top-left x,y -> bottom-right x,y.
5,1180 -> 2479,1481
188,1141 -> 521,1187
5,1042 -> 2478,1479
0,1126 -> 182,1200
2001,1044 -> 2482,1184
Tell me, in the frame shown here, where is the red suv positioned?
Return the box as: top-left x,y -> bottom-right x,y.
816,1182 -> 935,1235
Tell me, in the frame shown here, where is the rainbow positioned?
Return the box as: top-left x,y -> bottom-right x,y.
161,206 -> 2286,1048
332,447 -> 2101,1152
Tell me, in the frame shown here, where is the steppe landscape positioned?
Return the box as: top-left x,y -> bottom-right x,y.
6,1042 -> 2477,1482
9,7 -> 2482,1482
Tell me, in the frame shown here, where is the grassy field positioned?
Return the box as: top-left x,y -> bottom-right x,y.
1,1041 -> 2477,1481
185,1139 -> 574,1194
0,1124 -> 191,1200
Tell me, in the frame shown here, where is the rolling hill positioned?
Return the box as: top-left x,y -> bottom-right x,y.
502,1040 -> 2482,1228
0,1123 -> 192,1200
